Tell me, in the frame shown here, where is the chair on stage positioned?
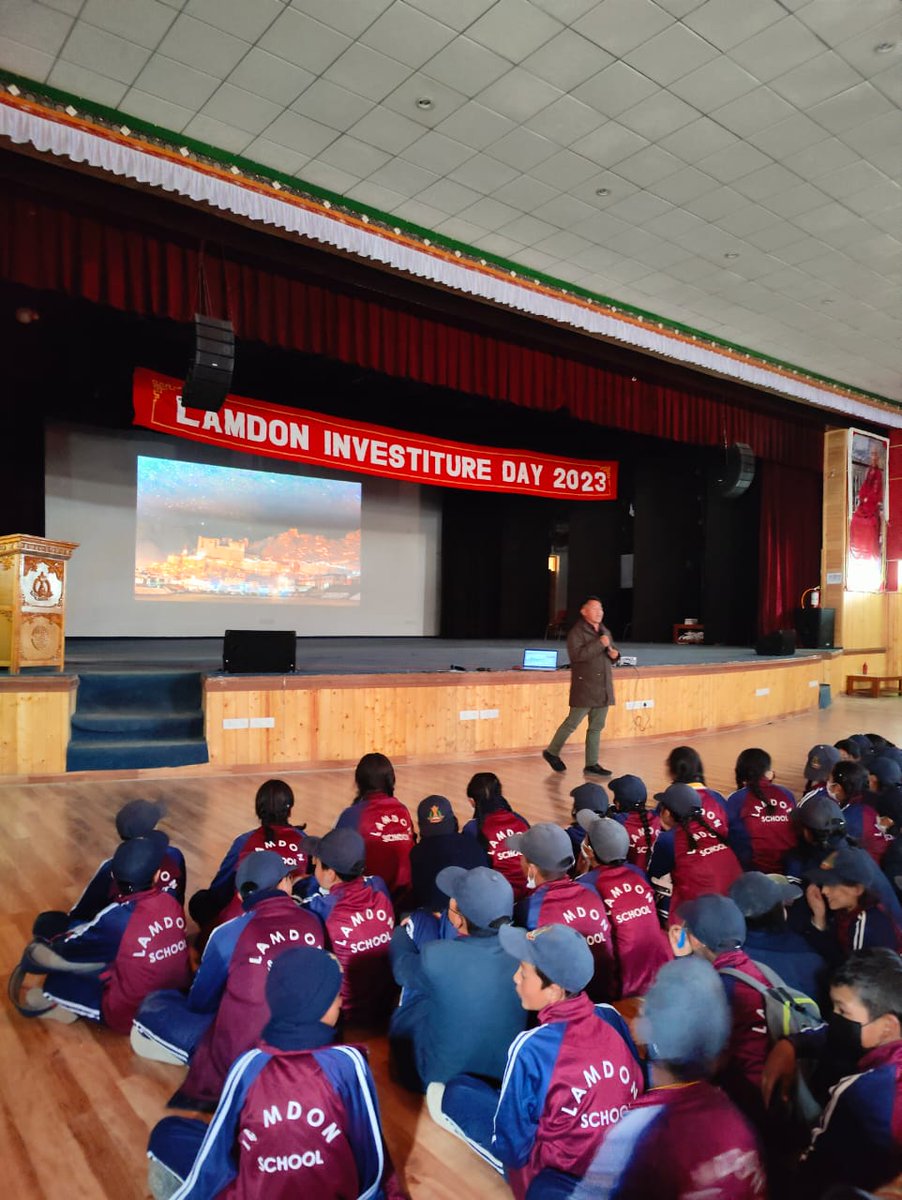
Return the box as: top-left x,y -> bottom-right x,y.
545,609 -> 568,639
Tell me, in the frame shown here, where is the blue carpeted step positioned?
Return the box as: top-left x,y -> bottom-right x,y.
70,710 -> 204,741
66,738 -> 209,771
75,671 -> 203,713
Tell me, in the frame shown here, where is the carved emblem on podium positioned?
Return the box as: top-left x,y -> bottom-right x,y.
21,559 -> 64,610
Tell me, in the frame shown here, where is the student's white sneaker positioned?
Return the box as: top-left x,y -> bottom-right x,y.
425,1082 -> 467,1142
25,987 -> 79,1022
147,1155 -> 184,1200
130,1024 -> 186,1065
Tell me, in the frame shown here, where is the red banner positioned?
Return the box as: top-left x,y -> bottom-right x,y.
133,368 -> 617,501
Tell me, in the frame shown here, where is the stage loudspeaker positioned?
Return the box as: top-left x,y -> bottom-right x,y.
713,442 -> 755,500
223,629 -> 296,674
794,607 -> 835,649
755,629 -> 796,657
182,314 -> 234,412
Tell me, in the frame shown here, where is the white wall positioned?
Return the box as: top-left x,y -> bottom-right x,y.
45,425 -> 442,637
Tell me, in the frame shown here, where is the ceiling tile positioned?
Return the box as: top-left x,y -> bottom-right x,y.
525,95 -> 604,146
81,0 -> 177,48
769,51 -> 863,109
570,121 -> 649,167
448,152 -> 520,193
297,159 -> 362,195
384,197 -> 447,227
477,232 -> 529,259
658,117 -> 738,163
574,61 -> 659,117
134,54 -> 220,108
36,0 -> 83,13
415,178 -> 483,214
0,35 -> 54,81
403,0 -> 497,32
120,87 -> 194,130
361,2 -> 455,69
529,0 -> 601,22
684,0 -> 785,51
796,0 -> 899,46
478,68 -> 563,124
496,213 -> 559,245
46,60 -> 127,106
324,44 -> 411,103
317,134 -> 390,175
367,159 -> 439,196
535,229 -> 595,260
716,202 -> 780,236
647,211 -> 710,243
575,0 -> 673,58
872,63 -> 902,107
617,91 -> 698,141
490,174 -> 560,211
760,182 -> 827,218
606,190 -> 672,223
227,50 -> 313,107
845,180 -> 902,217
348,105 -> 424,153
403,131 -> 476,174
345,179 -> 408,211
615,144 -> 685,187
456,195 -> 524,231
654,0 -> 707,14
61,22 -> 151,86
263,109 -> 338,156
809,82 -> 896,136
529,148 -> 599,188
684,185 -> 749,219
185,0 -> 282,42
523,30 -> 612,92
241,135 -> 309,174
435,100 -> 516,149
712,87 -> 795,138
383,73 -> 467,129
669,55 -> 759,110
181,113 -> 252,153
744,222 -> 809,252
423,37 -> 510,96
729,16 -> 824,84
533,193 -> 598,226
286,0 -> 394,38
731,162 -> 801,201
489,126 -> 559,171
1,0 -> 73,55
748,112 -> 830,160
624,24 -> 718,87
289,79 -> 372,133
648,165 -> 719,204
466,0 -> 562,63
570,171 -> 640,208
789,137 -> 860,180
157,13 -> 249,76
258,8 -> 351,74
203,83 -> 284,136
435,215 -> 485,242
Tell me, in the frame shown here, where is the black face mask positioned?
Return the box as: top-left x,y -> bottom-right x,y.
827,1012 -> 864,1059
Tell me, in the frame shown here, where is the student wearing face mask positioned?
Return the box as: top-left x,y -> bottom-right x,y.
763,949 -> 902,1199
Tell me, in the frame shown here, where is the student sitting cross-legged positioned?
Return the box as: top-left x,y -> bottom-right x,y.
146,946 -> 406,1200
428,923 -> 645,1200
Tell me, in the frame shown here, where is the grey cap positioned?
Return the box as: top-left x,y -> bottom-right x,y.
678,894 -> 746,953
729,871 -> 801,918
437,865 -> 513,928
302,828 -> 366,876
236,848 -> 296,893
506,823 -> 574,873
636,957 -> 731,1071
577,810 -> 630,863
498,922 -> 594,993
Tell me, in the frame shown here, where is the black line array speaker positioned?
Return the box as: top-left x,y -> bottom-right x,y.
223,629 -> 296,674
182,314 -> 235,412
755,629 -> 796,657
794,606 -> 835,649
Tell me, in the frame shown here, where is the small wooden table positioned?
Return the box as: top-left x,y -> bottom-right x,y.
673,623 -> 704,644
846,674 -> 902,698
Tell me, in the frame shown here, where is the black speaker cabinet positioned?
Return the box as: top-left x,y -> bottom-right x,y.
794,606 -> 836,649
182,314 -> 235,412
755,629 -> 797,657
223,629 -> 296,674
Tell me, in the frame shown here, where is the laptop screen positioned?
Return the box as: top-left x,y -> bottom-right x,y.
522,648 -> 559,671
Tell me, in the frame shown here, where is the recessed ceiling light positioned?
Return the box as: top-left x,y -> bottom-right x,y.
875,41 -> 895,53
416,96 -> 434,110
724,251 -> 740,260
595,187 -> 610,197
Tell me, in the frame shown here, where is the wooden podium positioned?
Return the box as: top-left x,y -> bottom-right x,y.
0,534 -> 78,672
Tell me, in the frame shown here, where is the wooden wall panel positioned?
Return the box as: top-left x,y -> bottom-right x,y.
0,680 -> 73,774
822,429 -> 849,643
842,592 -> 885,653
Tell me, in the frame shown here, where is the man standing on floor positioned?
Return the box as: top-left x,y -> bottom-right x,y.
544,596 -> 618,778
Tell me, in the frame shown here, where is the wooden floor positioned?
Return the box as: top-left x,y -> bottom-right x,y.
3,695 -> 902,1199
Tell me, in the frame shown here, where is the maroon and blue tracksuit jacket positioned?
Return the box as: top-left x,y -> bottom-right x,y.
204,825 -> 309,926
302,876 -> 396,1025
798,1040 -> 902,1197
69,844 -> 187,922
713,950 -> 772,1125
649,789 -> 742,923
463,810 -> 531,900
725,782 -> 797,873
335,795 -> 414,902
43,887 -> 190,1032
610,811 -> 662,874
492,992 -> 645,1200
841,799 -> 891,865
572,1079 -> 767,1200
173,892 -> 325,1107
163,1042 -> 396,1200
516,876 -> 615,1002
579,863 -> 671,999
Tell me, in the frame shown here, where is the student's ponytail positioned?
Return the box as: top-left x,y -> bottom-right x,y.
692,812 -> 732,848
736,748 -> 776,811
638,808 -> 655,858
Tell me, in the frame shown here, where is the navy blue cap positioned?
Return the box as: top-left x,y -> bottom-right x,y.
498,923 -> 594,993
437,865 -> 513,928
417,795 -> 456,837
237,848 -> 296,893
609,775 -> 647,811
805,744 -> 841,782
265,946 -> 341,1029
659,783 -> 702,819
637,957 -> 731,1071
111,831 -> 168,887
730,872 -> 801,918
809,845 -> 876,888
869,757 -> 902,787
678,894 -> 746,953
116,799 -> 165,839
793,793 -> 846,834
569,782 -> 609,814
303,828 -> 366,876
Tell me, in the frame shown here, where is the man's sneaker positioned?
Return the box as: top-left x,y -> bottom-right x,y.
584,764 -> 612,777
542,749 -> 566,773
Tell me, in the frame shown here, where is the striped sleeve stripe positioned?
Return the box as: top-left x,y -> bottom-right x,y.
40,990 -> 101,1020
331,1046 -> 385,1200
131,1020 -> 191,1063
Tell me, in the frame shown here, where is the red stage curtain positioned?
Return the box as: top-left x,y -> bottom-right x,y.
0,187 -> 829,470
758,460 -> 822,635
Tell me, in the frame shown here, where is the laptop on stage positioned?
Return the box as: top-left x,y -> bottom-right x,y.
521,648 -> 559,671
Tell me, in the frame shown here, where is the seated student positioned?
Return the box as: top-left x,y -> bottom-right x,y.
830,761 -> 890,865
388,865 -> 526,1093
300,827 -> 396,1026
608,774 -> 661,874
763,949 -> 902,1199
430,923 -> 644,1200
33,798 -> 186,940
573,956 -> 767,1200
133,850 -> 324,1111
835,738 -> 864,763
335,753 -> 414,906
673,893 -> 771,1129
564,782 -> 610,865
664,745 -> 728,810
784,793 -> 849,887
725,748 -> 797,874
729,871 -> 829,1005
649,783 -> 742,924
188,778 -> 307,935
577,810 -> 671,999
806,844 -> 902,961
14,834 -> 190,1031
146,946 -> 404,1200
801,743 -> 841,801
462,771 -> 530,899
867,756 -> 902,823
509,823 -> 615,1000
407,794 -> 487,912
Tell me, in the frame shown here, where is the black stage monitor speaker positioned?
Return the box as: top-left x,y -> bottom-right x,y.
182,314 -> 235,412
223,629 -> 296,674
755,629 -> 796,657
794,606 -> 835,650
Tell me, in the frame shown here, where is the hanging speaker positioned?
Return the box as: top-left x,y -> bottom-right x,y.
182,314 -> 235,413
714,442 -> 755,500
